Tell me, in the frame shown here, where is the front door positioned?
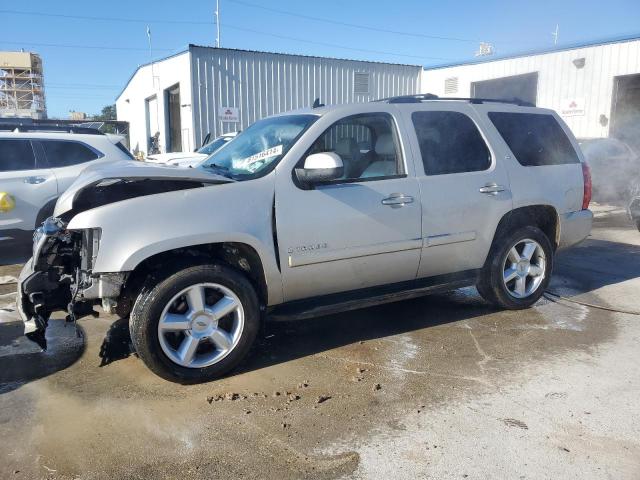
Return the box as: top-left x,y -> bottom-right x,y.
275,112 -> 422,302
0,138 -> 57,232
401,106 -> 513,278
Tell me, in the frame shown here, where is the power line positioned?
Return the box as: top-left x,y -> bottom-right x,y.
0,9 -> 454,62
227,0 -> 482,43
0,9 -> 211,25
46,86 -> 119,91
222,23 -> 453,61
46,82 -> 121,89
0,40 -> 174,52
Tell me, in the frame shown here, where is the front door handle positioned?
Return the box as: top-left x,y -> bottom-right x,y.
479,183 -> 506,195
382,194 -> 414,207
24,176 -> 46,185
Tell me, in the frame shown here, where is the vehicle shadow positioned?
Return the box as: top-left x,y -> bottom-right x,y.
0,239 -> 31,266
552,237 -> 640,295
0,319 -> 86,394
99,317 -> 135,367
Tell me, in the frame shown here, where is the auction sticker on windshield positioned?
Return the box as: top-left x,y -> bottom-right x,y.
234,145 -> 283,172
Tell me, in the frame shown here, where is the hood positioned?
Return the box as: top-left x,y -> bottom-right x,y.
145,152 -> 203,164
168,157 -> 207,168
54,160 -> 232,218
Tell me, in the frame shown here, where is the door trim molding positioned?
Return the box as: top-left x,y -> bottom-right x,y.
288,238 -> 422,268
426,230 -> 476,247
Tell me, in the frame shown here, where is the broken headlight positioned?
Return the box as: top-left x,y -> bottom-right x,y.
32,217 -> 66,263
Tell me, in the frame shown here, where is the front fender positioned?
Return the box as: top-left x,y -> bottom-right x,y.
68,175 -> 284,304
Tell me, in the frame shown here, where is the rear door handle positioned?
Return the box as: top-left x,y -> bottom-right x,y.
479,183 -> 506,195
24,176 -> 46,185
381,194 -> 414,207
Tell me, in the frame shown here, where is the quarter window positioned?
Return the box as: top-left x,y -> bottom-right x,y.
305,113 -> 402,181
489,112 -> 580,166
412,111 -> 491,175
0,139 -> 37,172
41,140 -> 100,168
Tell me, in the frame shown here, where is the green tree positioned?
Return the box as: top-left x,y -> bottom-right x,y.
94,104 -> 116,121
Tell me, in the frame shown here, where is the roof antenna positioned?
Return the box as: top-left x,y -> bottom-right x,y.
312,98 -> 324,108
552,24 -> 559,45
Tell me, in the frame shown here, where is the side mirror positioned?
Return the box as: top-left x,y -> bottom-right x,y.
295,152 -> 344,186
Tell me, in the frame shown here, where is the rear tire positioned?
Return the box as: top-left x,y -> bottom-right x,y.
129,263 -> 260,383
476,226 -> 553,309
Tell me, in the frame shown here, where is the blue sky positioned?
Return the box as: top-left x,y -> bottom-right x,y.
2,0 -> 640,118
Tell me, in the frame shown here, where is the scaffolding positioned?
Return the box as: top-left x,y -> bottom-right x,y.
0,51 -> 46,119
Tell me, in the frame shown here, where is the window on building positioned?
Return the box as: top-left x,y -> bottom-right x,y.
444,77 -> 459,94
354,72 -> 370,95
41,141 -> 100,168
412,111 -> 491,175
489,112 -> 580,166
305,113 -> 402,181
0,139 -> 37,171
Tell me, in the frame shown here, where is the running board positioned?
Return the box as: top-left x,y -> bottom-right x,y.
268,270 -> 480,321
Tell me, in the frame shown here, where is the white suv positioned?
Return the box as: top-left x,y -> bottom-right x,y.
0,125 -> 133,241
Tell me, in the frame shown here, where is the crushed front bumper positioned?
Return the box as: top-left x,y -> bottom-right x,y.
17,259 -> 36,334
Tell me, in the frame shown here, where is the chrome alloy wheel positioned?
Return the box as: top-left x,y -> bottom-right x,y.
502,239 -> 546,299
157,283 -> 244,368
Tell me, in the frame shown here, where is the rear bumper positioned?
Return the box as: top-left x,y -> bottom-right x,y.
558,209 -> 593,249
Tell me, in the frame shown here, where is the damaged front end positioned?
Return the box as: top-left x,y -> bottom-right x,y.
18,217 -> 126,350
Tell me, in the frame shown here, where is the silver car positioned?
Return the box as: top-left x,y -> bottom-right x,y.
16,96 -> 593,383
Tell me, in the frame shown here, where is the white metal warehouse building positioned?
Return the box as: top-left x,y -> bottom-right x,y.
420,33 -> 640,142
117,45 -> 422,155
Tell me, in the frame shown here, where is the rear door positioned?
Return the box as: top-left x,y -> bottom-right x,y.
36,140 -> 102,194
0,138 -> 57,232
400,104 -> 513,278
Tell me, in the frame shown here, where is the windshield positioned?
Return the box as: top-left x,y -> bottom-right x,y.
197,136 -> 233,155
199,114 -> 317,179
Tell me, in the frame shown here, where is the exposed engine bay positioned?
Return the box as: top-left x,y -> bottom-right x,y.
19,218 -> 102,349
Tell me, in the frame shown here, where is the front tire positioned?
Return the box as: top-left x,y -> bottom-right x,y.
476,226 -> 553,309
129,263 -> 260,383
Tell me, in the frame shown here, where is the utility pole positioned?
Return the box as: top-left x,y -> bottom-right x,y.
552,24 -> 559,45
214,0 -> 221,48
147,25 -> 160,151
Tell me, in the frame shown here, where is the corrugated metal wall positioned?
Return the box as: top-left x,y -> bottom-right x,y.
190,46 -> 422,146
421,39 -> 640,139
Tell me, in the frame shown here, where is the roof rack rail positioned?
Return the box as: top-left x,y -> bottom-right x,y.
377,94 -> 534,107
442,97 -> 535,107
0,124 -> 105,135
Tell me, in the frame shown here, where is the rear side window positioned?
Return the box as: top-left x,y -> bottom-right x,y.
412,111 -> 491,175
0,139 -> 36,171
489,112 -> 580,166
41,140 -> 100,167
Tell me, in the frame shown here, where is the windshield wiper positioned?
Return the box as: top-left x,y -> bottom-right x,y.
201,163 -> 237,180
203,162 -> 229,171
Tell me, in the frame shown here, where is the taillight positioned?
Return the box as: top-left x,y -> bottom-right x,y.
581,162 -> 592,210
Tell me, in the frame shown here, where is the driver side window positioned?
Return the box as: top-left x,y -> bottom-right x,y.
306,113 -> 403,182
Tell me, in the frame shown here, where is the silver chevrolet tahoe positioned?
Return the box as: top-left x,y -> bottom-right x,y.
16,95 -> 593,383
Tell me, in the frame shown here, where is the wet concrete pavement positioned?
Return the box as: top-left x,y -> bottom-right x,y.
1,206 -> 639,479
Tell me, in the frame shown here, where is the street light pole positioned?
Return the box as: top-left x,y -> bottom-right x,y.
215,0 -> 221,48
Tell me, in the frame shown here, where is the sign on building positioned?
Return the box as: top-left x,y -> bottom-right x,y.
560,98 -> 585,117
219,106 -> 240,123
